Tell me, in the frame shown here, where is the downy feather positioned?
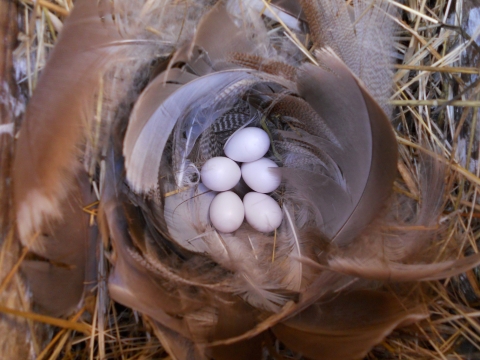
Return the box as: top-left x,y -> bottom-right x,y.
277,205 -> 303,291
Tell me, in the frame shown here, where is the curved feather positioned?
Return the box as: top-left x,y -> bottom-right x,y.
297,49 -> 398,244
326,255 -> 480,282
101,153 -> 193,337
123,68 -> 198,171
13,0 -> 122,244
272,290 -> 427,360
124,70 -> 258,193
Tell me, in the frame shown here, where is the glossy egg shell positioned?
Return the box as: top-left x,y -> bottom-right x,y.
200,156 -> 241,191
224,127 -> 270,162
243,192 -> 283,232
209,191 -> 245,233
241,158 -> 281,193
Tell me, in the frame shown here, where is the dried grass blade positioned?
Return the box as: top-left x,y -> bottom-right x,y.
21,0 -> 69,17
0,304 -> 89,334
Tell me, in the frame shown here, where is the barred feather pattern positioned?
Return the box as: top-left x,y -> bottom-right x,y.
198,103 -> 254,164
298,0 -> 395,113
227,52 -> 297,81
270,95 -> 340,145
274,137 -> 344,187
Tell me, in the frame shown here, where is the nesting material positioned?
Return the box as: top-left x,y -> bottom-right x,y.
2,0 -> 480,359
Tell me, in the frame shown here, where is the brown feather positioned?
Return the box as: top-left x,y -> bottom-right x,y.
21,169 -> 97,316
13,0 -> 122,244
208,299 -> 263,360
228,53 -> 297,81
187,2 -> 257,73
297,255 -> 480,282
297,49 -> 398,244
271,0 -> 306,22
272,290 -> 427,360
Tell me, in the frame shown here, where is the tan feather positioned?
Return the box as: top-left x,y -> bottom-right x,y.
13,0 -> 123,244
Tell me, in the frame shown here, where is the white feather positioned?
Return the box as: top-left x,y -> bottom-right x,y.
124,70 -> 257,193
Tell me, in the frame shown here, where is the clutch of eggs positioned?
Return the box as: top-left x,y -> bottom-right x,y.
199,127 -> 283,233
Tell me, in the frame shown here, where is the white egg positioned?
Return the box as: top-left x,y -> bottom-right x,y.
209,191 -> 245,233
224,127 -> 270,162
243,192 -> 283,232
201,156 -> 241,191
241,158 -> 281,193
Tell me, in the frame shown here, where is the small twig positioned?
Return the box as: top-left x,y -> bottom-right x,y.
21,0 -> 70,17
391,99 -> 480,107
164,186 -> 191,197
36,308 -> 86,360
384,0 -> 439,24
0,305 -> 89,334
0,232 -> 38,294
271,228 -> 277,263
260,0 -> 318,66
395,64 -> 480,75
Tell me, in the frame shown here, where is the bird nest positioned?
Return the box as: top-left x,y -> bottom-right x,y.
1,0 -> 480,359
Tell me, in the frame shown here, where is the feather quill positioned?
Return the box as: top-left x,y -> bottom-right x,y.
326,255 -> 480,282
